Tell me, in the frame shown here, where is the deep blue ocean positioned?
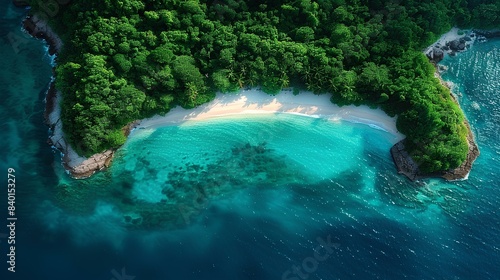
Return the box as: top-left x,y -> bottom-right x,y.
1,2 -> 499,280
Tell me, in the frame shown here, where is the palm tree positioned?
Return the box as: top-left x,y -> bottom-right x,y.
227,67 -> 236,81
280,72 -> 290,88
302,65 -> 312,84
245,73 -> 256,88
186,82 -> 198,107
237,73 -> 245,88
240,64 -> 247,76
236,65 -> 247,88
328,78 -> 338,92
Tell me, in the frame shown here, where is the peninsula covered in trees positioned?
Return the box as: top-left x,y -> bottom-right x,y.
27,0 -> 499,174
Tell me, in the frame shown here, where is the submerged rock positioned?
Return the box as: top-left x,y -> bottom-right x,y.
438,65 -> 449,72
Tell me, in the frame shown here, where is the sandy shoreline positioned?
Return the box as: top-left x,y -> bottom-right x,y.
136,90 -> 404,142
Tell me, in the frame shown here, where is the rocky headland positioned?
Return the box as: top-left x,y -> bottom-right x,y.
391,119 -> 480,181
44,82 -> 120,179
18,6 -> 133,179
22,14 -> 62,56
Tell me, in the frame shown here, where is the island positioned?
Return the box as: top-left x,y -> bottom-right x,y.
17,0 -> 499,180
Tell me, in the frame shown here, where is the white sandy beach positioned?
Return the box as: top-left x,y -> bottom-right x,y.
136,89 -> 405,142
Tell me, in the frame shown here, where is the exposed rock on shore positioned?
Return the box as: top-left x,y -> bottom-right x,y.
426,28 -> 500,64
23,14 -> 63,55
45,83 -> 117,178
448,37 -> 467,51
425,28 -> 476,63
427,47 -> 444,63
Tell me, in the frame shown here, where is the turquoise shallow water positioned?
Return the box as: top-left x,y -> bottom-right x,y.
1,2 -> 500,279
119,115 -> 391,202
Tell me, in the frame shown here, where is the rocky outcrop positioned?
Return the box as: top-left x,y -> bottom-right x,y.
390,141 -> 420,181
391,119 -> 479,182
448,38 -> 466,51
427,47 -> 444,63
23,14 -> 63,55
425,29 -> 477,64
62,150 -> 115,179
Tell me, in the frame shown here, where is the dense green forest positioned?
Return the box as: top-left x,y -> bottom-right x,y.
29,0 -> 500,173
